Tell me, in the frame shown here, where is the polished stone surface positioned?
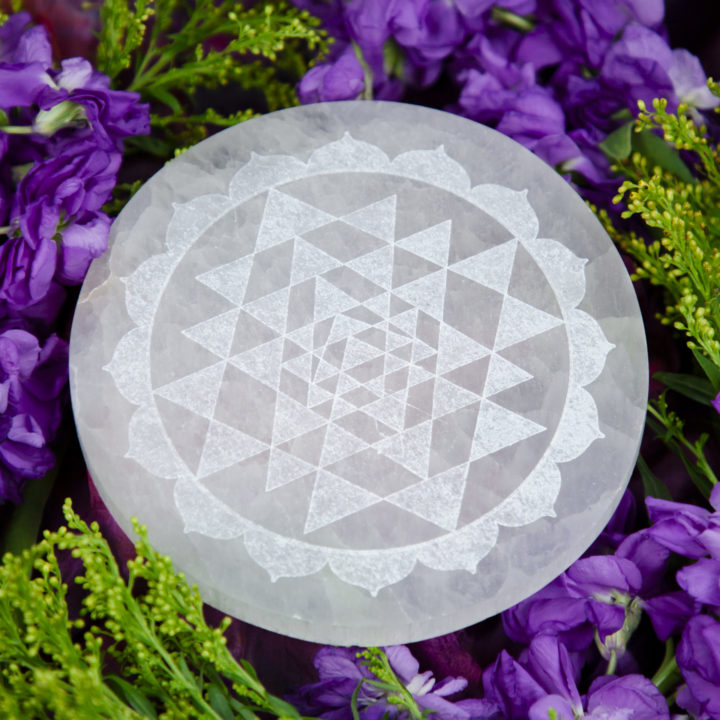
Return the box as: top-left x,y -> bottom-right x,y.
69,101 -> 647,644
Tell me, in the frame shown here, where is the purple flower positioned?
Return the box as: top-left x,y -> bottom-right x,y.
502,576 -> 594,651
525,636 -> 583,716
564,556 -> 642,637
393,0 -> 466,64
676,615 -> 720,719
0,325 -> 67,504
712,391 -> 720,417
677,558 -> 720,607
298,46 -> 366,103
482,649 -> 546,720
642,591 -> 699,641
599,24 -> 674,111
290,646 -> 483,720
646,496 -> 712,558
583,674 -> 669,719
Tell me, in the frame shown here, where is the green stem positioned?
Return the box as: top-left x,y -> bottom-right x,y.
652,640 -> 682,695
352,41 -> 374,101
0,125 -> 33,134
605,650 -> 617,676
491,6 -> 536,32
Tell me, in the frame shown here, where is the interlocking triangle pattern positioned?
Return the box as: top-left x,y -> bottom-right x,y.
155,189 -> 565,536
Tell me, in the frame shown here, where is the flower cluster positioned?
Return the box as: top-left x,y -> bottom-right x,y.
293,0 -> 716,204
0,13 -> 149,503
294,487 -> 720,719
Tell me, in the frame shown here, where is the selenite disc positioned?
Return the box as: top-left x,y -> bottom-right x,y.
69,101 -> 648,645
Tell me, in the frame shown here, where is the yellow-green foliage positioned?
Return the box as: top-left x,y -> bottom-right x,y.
0,500 -> 301,719
96,0 -> 327,158
602,93 -> 720,369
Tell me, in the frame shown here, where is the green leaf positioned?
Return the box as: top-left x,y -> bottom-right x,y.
653,371 -> 717,405
632,129 -> 694,183
207,686 -> 234,720
106,675 -> 159,718
600,122 -> 634,161
692,347 -> 720,392
636,454 -> 672,500
0,462 -> 59,557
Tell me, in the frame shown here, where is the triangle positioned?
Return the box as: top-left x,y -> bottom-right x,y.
386,330 -> 409,351
347,246 -> 394,289
283,351 -> 313,382
282,339 -> 305,362
307,382 -> 334,408
196,256 -> 253,306
278,425 -> 327,466
342,336 -> 384,370
304,470 -> 382,533
364,394 -> 406,432
291,236 -> 342,285
484,353 -> 533,397
376,420 -> 432,479
326,314 -> 369,346
391,309 -> 417,337
433,377 -> 480,417
228,337 -> 283,389
494,296 -> 564,351
197,420 -> 267,478
182,309 -> 240,359
256,190 -> 335,252
386,464 -> 468,531
331,395 -> 358,420
396,220 -> 452,267
154,361 -> 226,419
315,357 -> 340,383
451,239 -> 517,294
341,195 -> 396,241
393,270 -> 446,321
320,423 -> 370,467
412,340 -> 435,363
272,395 -> 327,444
408,364 -> 434,386
286,325 -> 314,352
363,291 -> 391,318
365,375 -> 387,396
314,277 -> 359,322
437,324 -> 491,374
384,353 -> 407,374
313,317 -> 335,348
470,400 -> 546,460
265,447 -> 315,491
392,247 -> 442,289
243,286 -> 291,334
390,294 -> 414,316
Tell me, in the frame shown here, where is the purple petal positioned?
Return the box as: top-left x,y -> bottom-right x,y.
676,616 -> 720,718
526,636 -> 582,713
676,558 -> 720,606
565,556 -> 642,598
529,694 -> 576,720
586,675 -> 670,719
384,645 -> 420,684
642,591 -> 697,641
